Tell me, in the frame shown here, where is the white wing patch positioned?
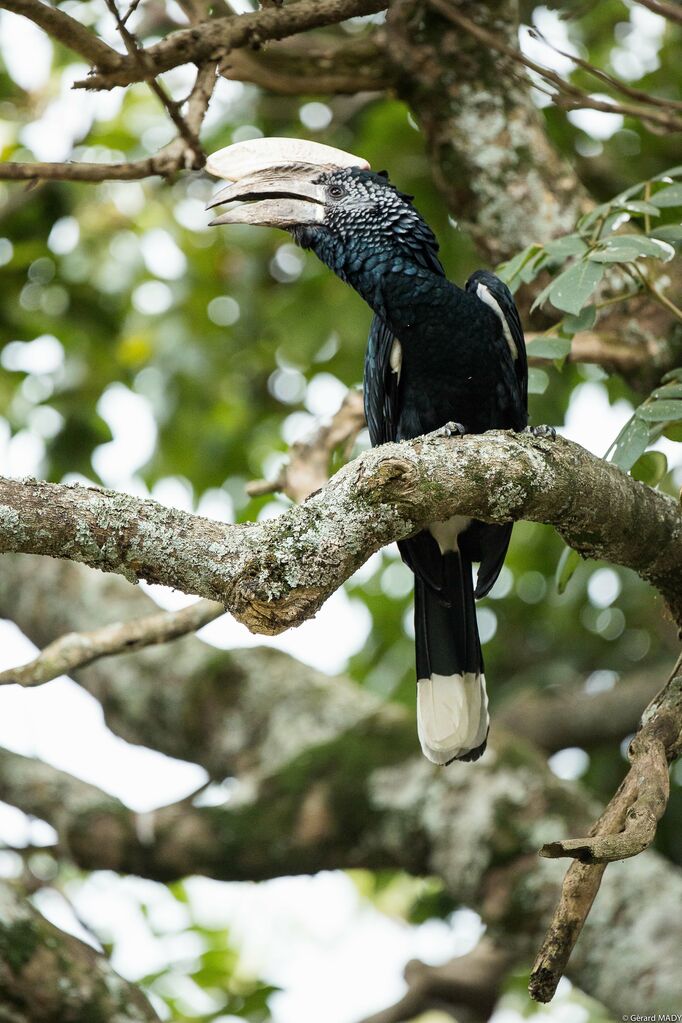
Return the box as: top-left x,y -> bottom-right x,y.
390,338 -> 402,381
476,282 -> 518,361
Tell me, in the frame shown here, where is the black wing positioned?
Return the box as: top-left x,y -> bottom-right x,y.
465,269 -> 528,408
462,270 -> 528,597
364,315 -> 401,446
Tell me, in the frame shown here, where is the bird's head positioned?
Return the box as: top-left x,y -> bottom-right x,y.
206,138 -> 441,299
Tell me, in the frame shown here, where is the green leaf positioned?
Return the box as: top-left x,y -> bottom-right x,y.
556,546 -> 581,595
527,367 -> 549,394
663,421 -> 682,441
497,243 -> 545,289
527,336 -> 572,360
637,399 -> 682,422
608,417 -> 650,471
630,450 -> 668,486
588,235 -> 675,263
617,200 -> 661,216
543,234 -> 588,261
650,183 -> 682,207
545,260 -> 604,315
661,367 -> 682,383
563,304 -> 596,333
653,384 -> 682,399
649,224 -> 682,244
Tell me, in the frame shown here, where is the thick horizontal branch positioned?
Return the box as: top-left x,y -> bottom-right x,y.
0,876 -> 159,1022
73,0 -> 387,90
2,431 -> 682,633
220,33 -> 391,95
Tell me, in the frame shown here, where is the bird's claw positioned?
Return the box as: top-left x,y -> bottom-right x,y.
525,424 -> 556,440
436,421 -> 468,439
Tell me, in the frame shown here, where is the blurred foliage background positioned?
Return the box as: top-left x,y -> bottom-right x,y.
0,0 -> 681,1020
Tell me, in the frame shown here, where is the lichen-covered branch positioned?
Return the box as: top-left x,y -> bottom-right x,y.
2,431 -> 682,633
0,878 -> 159,1022
540,661 -> 682,865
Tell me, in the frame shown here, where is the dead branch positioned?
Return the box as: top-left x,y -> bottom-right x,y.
529,654 -> 682,1004
247,388 -> 366,502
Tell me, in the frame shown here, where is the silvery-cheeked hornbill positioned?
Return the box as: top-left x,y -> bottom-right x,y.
206,138 -> 529,766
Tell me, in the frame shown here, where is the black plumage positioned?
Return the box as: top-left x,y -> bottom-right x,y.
209,154 -> 528,765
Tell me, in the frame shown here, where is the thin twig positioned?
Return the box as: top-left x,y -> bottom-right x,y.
428,0 -> 682,133
104,0 -> 204,165
529,652 -> 682,1003
0,599 -> 224,688
0,60 -> 215,183
636,0 -> 682,27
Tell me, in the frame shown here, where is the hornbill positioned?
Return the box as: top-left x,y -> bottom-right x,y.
206,138 -> 528,765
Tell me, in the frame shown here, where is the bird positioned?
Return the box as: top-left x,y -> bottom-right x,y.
206,137 -> 529,765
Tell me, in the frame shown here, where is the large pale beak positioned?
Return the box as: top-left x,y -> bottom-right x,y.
205,137 -> 369,229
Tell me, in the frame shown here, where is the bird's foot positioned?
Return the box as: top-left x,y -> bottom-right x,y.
525,424 -> 556,440
436,421 -> 468,439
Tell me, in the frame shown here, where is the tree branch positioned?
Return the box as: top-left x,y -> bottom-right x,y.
0,598 -> 223,688
220,33 -> 391,95
529,655 -> 682,1003
355,939 -> 512,1023
0,556 -> 681,1013
0,0 -> 121,67
2,431 -> 682,634
0,877 -> 159,1021
0,56 -> 216,184
427,0 -> 682,133
72,0 -> 388,90
635,0 -> 682,27
496,668 -> 666,753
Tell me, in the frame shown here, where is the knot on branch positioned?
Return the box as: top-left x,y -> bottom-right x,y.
361,455 -> 420,505
234,585 -> 327,636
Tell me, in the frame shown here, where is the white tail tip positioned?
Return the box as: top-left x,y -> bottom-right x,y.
417,672 -> 489,765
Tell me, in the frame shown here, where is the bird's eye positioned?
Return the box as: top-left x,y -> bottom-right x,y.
328,184 -> 346,200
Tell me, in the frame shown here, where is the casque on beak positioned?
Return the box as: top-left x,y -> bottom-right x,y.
205,137 -> 369,229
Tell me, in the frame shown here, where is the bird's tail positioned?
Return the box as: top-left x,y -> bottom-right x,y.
414,552 -> 489,765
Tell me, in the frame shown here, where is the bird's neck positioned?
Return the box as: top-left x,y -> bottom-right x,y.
299,229 -> 450,322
